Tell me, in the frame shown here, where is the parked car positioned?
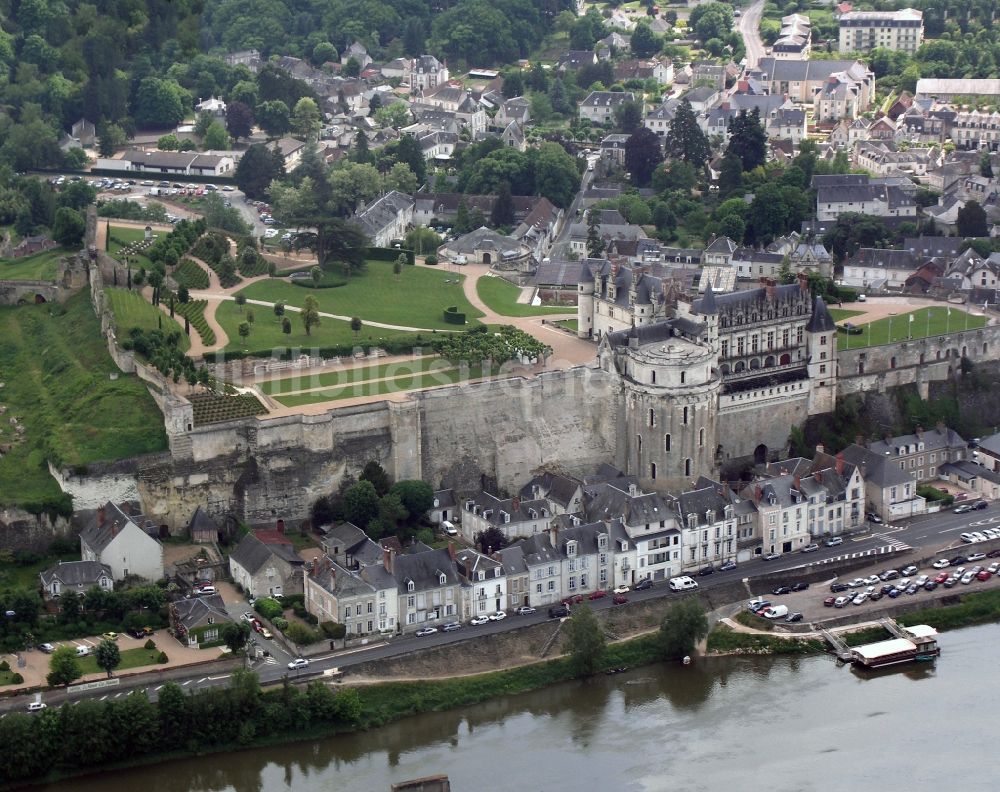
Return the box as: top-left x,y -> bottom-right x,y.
634,579 -> 654,591
943,576 -> 960,588
415,627 -> 438,636
612,585 -> 630,594
823,596 -> 836,607
128,627 -> 154,639
588,590 -> 607,600
548,606 -> 570,619
287,658 -> 309,670
515,606 -> 536,615
442,621 -> 462,631
771,585 -> 791,595
612,594 -> 628,605
887,587 -> 903,598
848,578 -> 866,588
852,593 -> 868,605
488,611 -> 507,621
923,581 -> 938,592
988,549 -> 1000,558
955,505 -> 974,515
934,572 -> 950,584
901,565 -> 918,576
719,561 -> 737,572
698,566 -> 715,576
763,553 -> 780,561
966,553 -> 986,563
27,702 -> 46,713
101,632 -> 118,642
39,642 -> 55,653
785,612 -> 804,623
830,582 -> 849,593
562,595 -> 584,606
932,559 -> 950,569
905,584 -> 919,595
988,562 -> 1000,574
950,555 -> 968,565
834,596 -> 851,608
801,543 -> 820,553
866,512 -> 883,524
880,584 -> 895,595
824,536 -> 844,547
260,628 -> 273,640
865,574 -> 881,585
973,500 -> 988,510
747,599 -> 771,612
869,590 -> 884,601
470,616 -> 489,625
961,571 -> 976,585
977,570 -> 992,581
791,582 -> 809,592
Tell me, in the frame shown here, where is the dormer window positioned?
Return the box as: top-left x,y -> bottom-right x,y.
687,514 -> 697,529
477,570 -> 485,581
407,580 -> 415,592
598,534 -> 608,550
439,573 -> 447,586
494,568 -> 501,578
567,540 -> 578,557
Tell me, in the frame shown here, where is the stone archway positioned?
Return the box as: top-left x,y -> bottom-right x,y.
734,361 -> 746,373
749,357 -> 761,370
779,353 -> 791,365
482,252 -> 492,265
754,444 -> 768,465
33,293 -> 47,304
764,355 -> 776,367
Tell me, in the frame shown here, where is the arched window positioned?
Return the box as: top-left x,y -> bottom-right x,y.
651,370 -> 656,384
665,433 -> 671,452
682,406 -> 689,425
650,462 -> 657,480
637,434 -> 642,455
649,408 -> 655,427
685,458 -> 692,477
890,356 -> 896,369
680,371 -> 686,384
699,428 -> 705,447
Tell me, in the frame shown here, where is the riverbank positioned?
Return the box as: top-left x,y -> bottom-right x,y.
12,588 -> 1000,789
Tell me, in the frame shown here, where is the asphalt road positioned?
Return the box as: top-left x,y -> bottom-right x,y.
7,504 -> 993,714
738,0 -> 767,69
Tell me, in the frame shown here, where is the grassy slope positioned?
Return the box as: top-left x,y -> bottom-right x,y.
475,276 -> 572,317
106,288 -> 190,352
260,356 -> 443,395
274,365 -> 489,407
0,248 -> 67,281
0,291 -> 167,508
235,261 -> 485,331
828,308 -> 863,322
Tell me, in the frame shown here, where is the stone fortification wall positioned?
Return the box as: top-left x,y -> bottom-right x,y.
717,388 -> 811,461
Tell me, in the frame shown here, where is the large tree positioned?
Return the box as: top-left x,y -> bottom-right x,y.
133,77 -> 187,128
47,646 -> 82,686
957,200 -> 989,238
625,127 -> 664,187
225,100 -> 254,141
95,638 -> 121,678
234,143 -> 285,199
664,100 -> 710,167
565,603 -> 606,677
659,598 -> 709,659
586,207 -> 604,258
255,100 -> 290,138
726,109 -> 767,172
343,480 -> 380,529
389,480 -> 434,524
300,294 -> 321,335
221,621 -> 252,653
491,180 -> 515,227
630,22 -> 661,57
52,206 -> 85,247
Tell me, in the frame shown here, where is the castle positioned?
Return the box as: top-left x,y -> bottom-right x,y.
578,261 -> 838,489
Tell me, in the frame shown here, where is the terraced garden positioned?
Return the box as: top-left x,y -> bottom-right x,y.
189,391 -> 268,425
172,259 -> 210,290
174,300 -> 216,346
237,250 -> 271,277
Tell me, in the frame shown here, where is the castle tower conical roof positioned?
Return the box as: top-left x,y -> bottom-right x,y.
699,282 -> 718,315
805,295 -> 836,333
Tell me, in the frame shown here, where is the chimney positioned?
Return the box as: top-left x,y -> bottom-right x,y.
793,474 -> 801,491
835,452 -> 845,475
276,518 -> 285,534
382,546 -> 394,574
855,435 -> 864,447
111,520 -> 119,538
98,507 -> 106,527
311,556 -> 320,576
448,541 -> 456,562
512,496 -> 520,512
754,485 -> 762,504
796,271 -> 809,292
549,523 -> 559,547
816,443 -> 825,456
813,470 -> 822,482
935,421 -> 946,434
915,426 -> 924,438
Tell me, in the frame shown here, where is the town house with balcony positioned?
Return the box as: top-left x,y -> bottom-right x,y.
454,548 -> 507,618
390,545 -> 462,632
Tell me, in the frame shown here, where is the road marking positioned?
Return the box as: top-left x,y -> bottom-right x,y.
809,544 -> 907,566
207,674 -> 231,681
99,695 -> 108,701
182,680 -> 192,686
197,677 -> 208,683
154,685 -> 164,691
114,693 -> 123,698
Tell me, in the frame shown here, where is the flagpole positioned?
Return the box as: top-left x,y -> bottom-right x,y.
926,307 -> 930,339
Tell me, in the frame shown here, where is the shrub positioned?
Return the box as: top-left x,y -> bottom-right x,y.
425,255 -> 438,265
304,612 -> 319,625
321,621 -> 346,639
157,651 -> 168,663
255,597 -> 283,620
144,639 -> 156,650
10,673 -> 23,684
284,621 -> 321,645
0,660 -> 9,673
272,617 -> 289,631
443,306 -> 466,325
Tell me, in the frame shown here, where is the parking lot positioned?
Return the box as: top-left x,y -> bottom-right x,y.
743,545 -> 1000,627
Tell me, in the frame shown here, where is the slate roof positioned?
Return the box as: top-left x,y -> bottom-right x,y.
229,533 -> 304,575
519,472 -> 582,508
805,296 -> 836,332
173,594 -> 231,631
691,282 -> 806,315
848,248 -> 918,271
940,460 -> 1000,485
188,506 -> 218,537
462,491 -> 550,526
310,557 -> 376,599
674,478 -> 734,526
455,548 -> 505,580
754,57 -> 870,85
39,560 -> 113,589
446,227 -> 522,255
355,190 -> 413,240
837,444 -> 913,488
867,427 -> 965,457
392,547 -> 460,592
977,432 -> 1000,457
535,260 -> 585,288
497,543 -> 528,577
581,91 -> 636,109
432,489 -> 456,510
79,501 -> 149,555
515,532 -> 560,567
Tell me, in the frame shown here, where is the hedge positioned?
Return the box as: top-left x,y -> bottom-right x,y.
368,246 -> 415,265
172,259 -> 210,290
174,300 -> 216,346
202,337 -> 436,362
838,323 -> 864,335
443,306 -> 466,325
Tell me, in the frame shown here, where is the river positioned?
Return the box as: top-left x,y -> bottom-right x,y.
37,623 -> 999,792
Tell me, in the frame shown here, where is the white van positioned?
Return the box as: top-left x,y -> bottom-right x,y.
762,605 -> 789,619
75,645 -> 91,657
441,520 -> 458,537
668,576 -> 699,592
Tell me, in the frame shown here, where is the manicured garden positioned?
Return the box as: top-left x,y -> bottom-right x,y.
838,306 -> 987,349
77,645 -> 167,675
260,355 -> 443,395
173,300 -> 216,346
235,260 -> 485,331
105,288 -> 190,352
0,292 -> 168,512
171,259 -> 210,290
214,299 -> 429,355
0,247 -> 67,281
106,224 -> 158,270
189,391 -> 268,425
476,276 -> 574,317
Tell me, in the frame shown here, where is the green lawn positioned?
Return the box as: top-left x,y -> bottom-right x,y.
235,260 -> 485,331
105,288 -> 190,352
216,300 -> 432,355
476,276 -> 574,317
261,355 -> 443,395
106,224 -> 158,270
0,291 -> 168,510
838,306 -> 988,349
78,645 -> 165,674
0,248 -> 68,281
275,365 -> 490,407
555,319 -> 578,332
828,308 -> 863,322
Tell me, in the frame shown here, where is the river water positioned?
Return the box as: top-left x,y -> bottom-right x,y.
38,623 -> 999,792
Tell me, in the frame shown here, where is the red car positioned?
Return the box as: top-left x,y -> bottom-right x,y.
251,618 -> 262,633
934,572 -> 950,584
823,596 -> 836,607
977,570 -> 992,581
588,590 -> 607,600
612,594 -> 628,605
562,595 -> 583,606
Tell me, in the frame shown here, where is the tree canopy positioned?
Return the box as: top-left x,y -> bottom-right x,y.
565,603 -> 605,677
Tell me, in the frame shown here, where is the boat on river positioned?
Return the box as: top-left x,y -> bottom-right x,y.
849,624 -> 941,669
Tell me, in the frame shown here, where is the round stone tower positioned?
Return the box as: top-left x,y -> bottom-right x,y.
601,321 -> 721,490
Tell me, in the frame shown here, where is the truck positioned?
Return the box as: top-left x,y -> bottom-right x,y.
762,605 -> 789,619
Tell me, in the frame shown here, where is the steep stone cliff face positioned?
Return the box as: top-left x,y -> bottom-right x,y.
0,508 -> 72,552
